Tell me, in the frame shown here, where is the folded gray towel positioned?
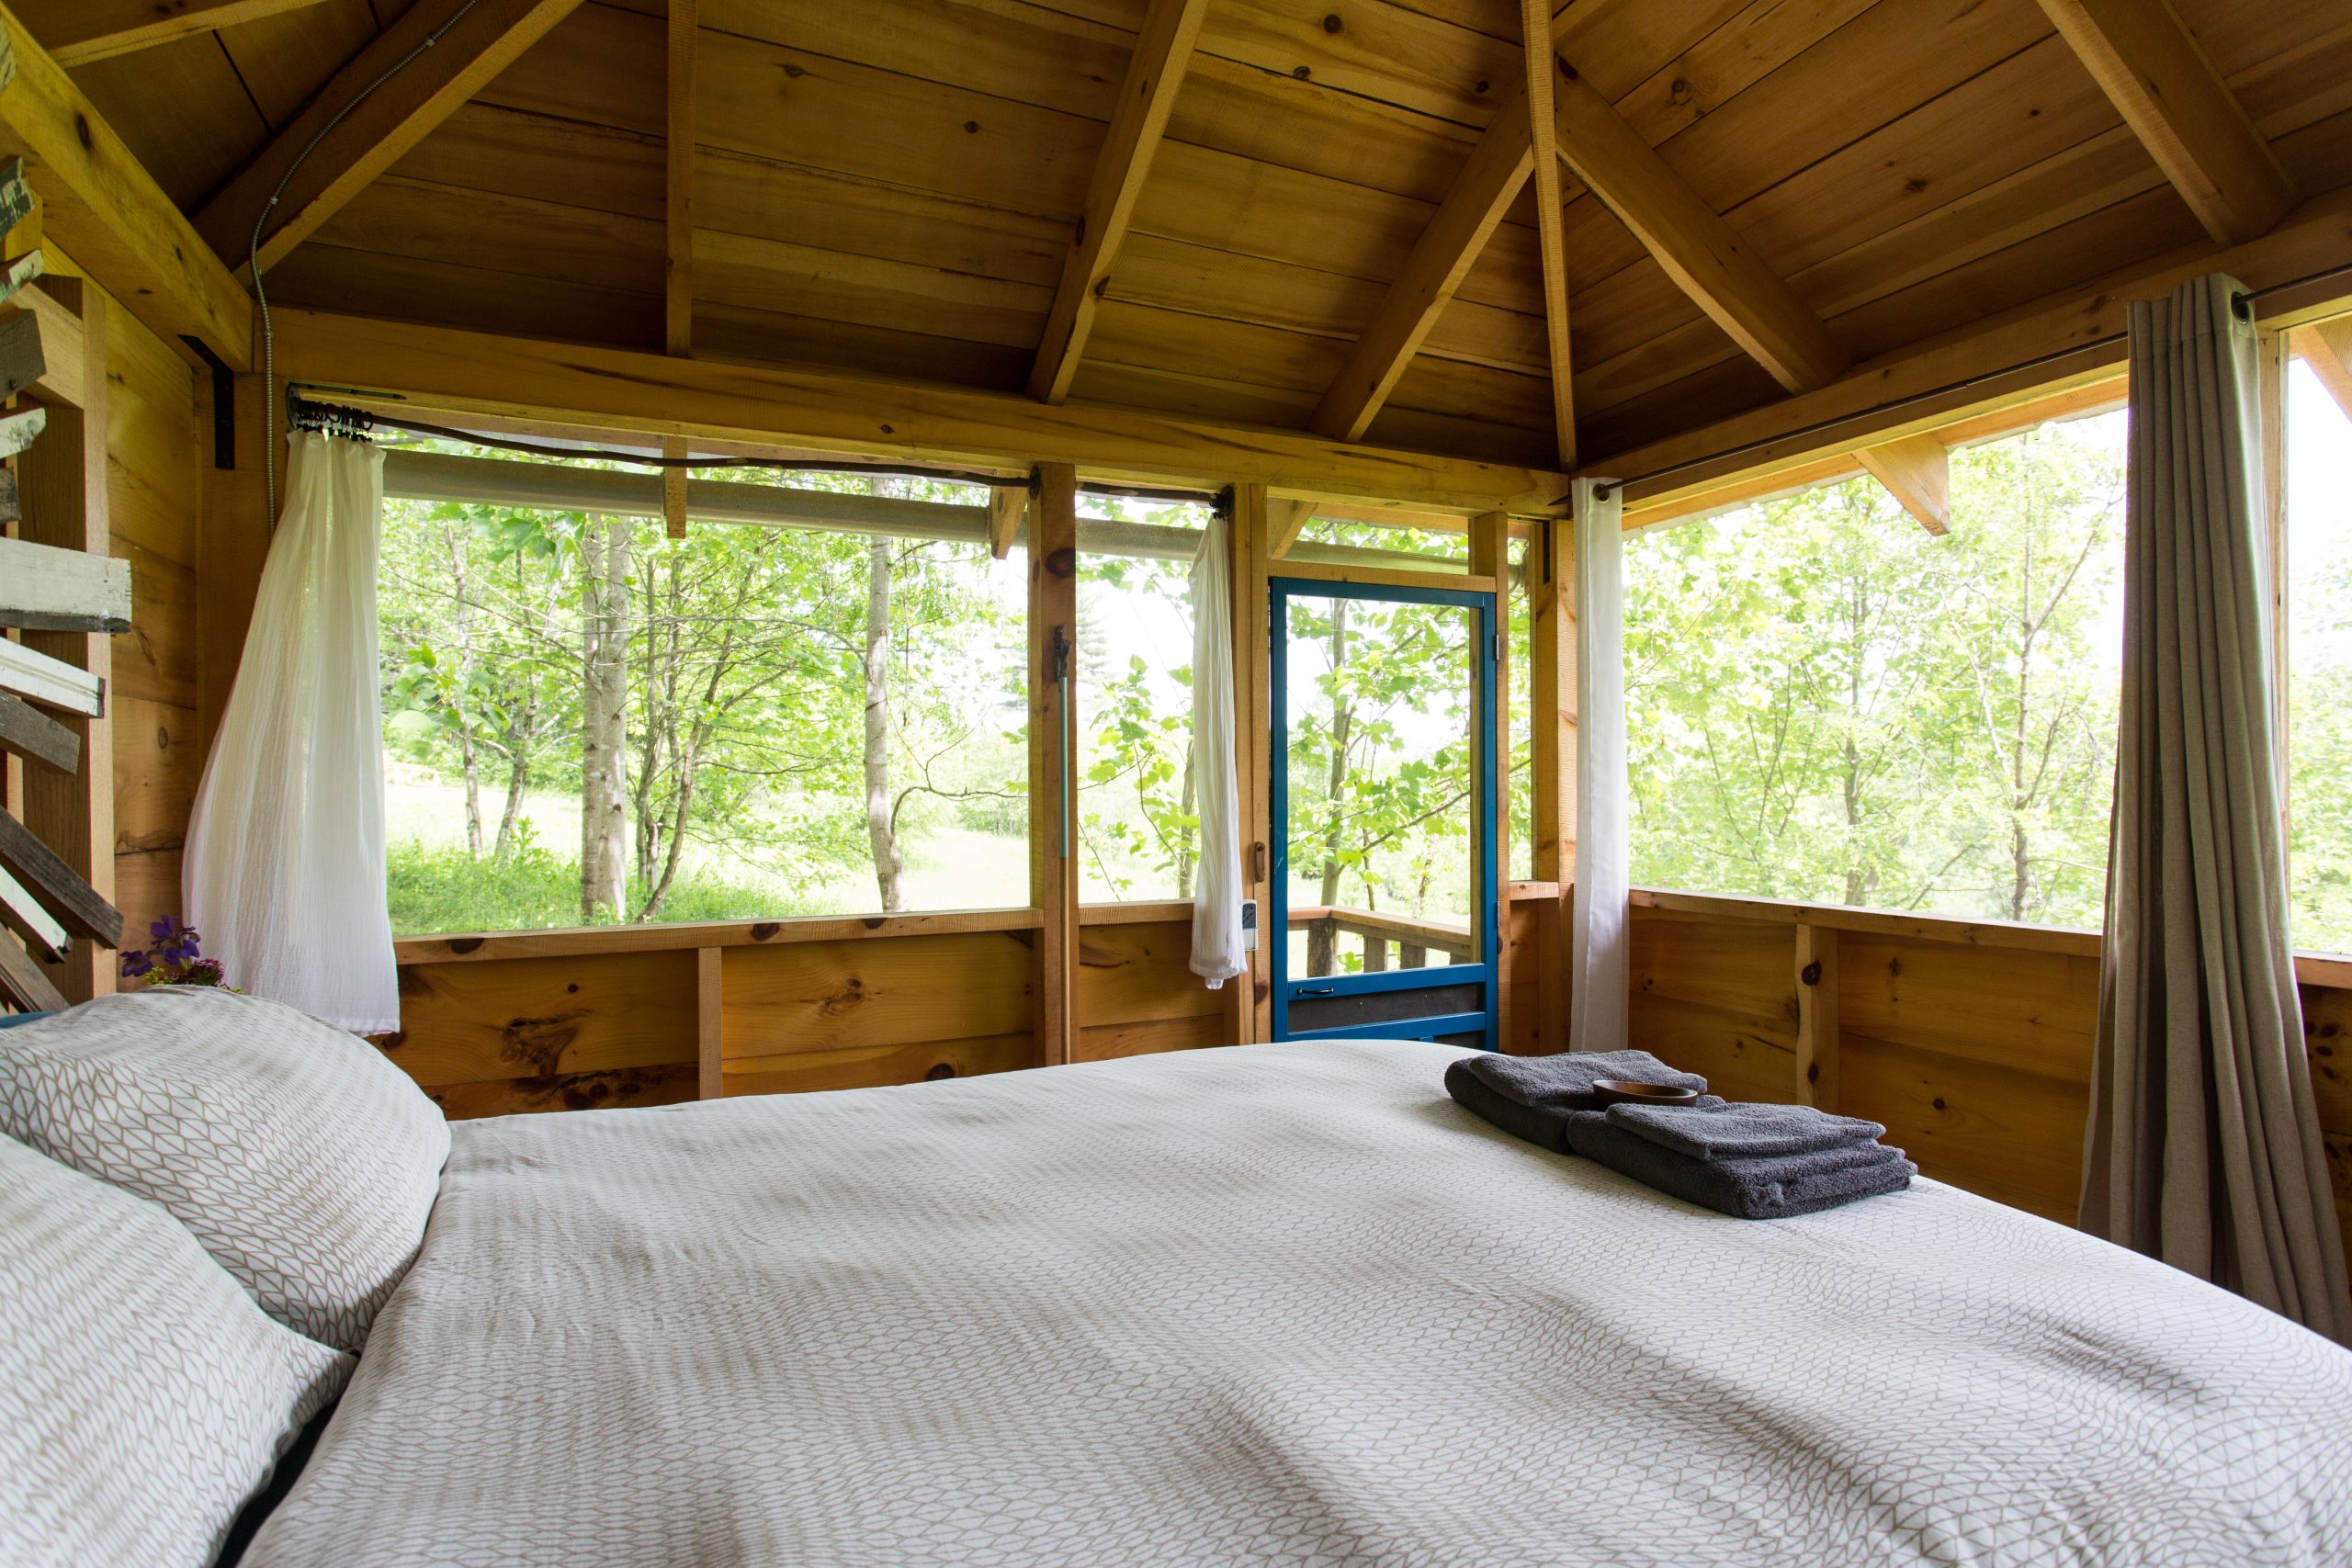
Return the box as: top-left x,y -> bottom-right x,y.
1452,1048 -> 1708,1111
1562,1111 -> 1913,1219
1606,1100 -> 1886,1160
1443,1051 -> 1713,1154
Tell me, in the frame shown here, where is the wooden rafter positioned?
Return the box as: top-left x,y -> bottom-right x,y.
1028,0 -> 1207,405
14,0 -> 335,65
1856,436 -> 1951,536
2035,0 -> 2294,248
1551,65 -> 1848,395
1520,1 -> 1575,468
1310,85 -> 1533,443
0,6 -> 252,368
662,0 -> 696,539
2295,319 -> 2352,424
665,0 -> 696,360
195,0 -> 584,276
273,307 -> 1572,514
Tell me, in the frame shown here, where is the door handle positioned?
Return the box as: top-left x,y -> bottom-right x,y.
1296,986 -> 1337,996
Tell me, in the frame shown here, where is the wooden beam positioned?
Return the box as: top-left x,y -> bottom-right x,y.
1230,483 -> 1272,1044
0,928 -> 64,1012
15,274 -> 110,1002
1551,66 -> 1847,395
0,9 -> 252,368
0,810 -> 119,947
695,945 -> 722,1099
195,0 -> 584,276
1521,4 -> 1575,468
0,689 -> 73,772
664,0 -> 695,359
2034,0 -> 2293,248
661,0 -> 695,536
2297,320 -> 2352,425
1029,464 -> 1080,1066
1794,921 -> 1839,1111
1856,435 -> 1951,536
15,0 -> 336,64
1621,381 -> 2129,532
1267,497 -> 1312,557
987,481 -> 1026,559
1526,517 -> 1573,1055
1470,511 -> 1513,1049
272,308 -> 1570,514
0,535 -> 130,631
0,859 -> 66,963
1028,0 -> 1207,405
0,637 -> 99,714
1591,186 -> 2352,514
1310,86 -> 1534,442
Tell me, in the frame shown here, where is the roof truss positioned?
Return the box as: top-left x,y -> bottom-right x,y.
0,7 -> 252,367
2034,0 -> 2295,247
1027,0 -> 1208,405
195,0 -> 583,276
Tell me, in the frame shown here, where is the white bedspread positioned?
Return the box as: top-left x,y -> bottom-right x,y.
246,1040 -> 2352,1567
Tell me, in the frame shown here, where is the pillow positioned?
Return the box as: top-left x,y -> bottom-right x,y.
0,1133 -> 350,1568
0,987 -> 449,1352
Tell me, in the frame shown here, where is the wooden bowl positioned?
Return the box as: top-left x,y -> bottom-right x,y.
1590,1079 -> 1701,1109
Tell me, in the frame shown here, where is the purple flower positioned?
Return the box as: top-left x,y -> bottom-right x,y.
150,915 -> 183,942
120,950 -> 153,978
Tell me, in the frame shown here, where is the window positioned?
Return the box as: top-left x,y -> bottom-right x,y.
1624,412 -> 2127,928
377,444 -> 1026,935
1076,498 -> 1211,904
2287,348 -> 2352,953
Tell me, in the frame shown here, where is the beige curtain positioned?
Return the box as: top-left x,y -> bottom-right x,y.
2082,273 -> 2350,1343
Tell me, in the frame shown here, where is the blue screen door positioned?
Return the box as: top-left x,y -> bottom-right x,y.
1269,577 -> 1500,1050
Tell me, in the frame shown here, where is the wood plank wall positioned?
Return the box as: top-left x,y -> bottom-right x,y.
382,890 -> 1561,1115
104,285 -> 203,944
25,249 -> 210,954
1625,891 -> 2352,1280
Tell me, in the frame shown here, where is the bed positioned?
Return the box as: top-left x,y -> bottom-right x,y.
234,1037 -> 2352,1568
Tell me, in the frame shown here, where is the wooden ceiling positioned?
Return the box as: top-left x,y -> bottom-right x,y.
16,0 -> 2352,479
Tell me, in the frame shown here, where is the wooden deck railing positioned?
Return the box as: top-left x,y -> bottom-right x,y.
1287,904 -> 1474,975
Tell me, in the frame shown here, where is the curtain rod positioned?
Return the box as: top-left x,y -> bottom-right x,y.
1584,260 -> 2352,504
286,390 -> 1230,512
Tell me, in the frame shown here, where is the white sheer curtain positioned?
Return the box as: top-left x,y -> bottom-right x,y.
1568,479 -> 1628,1052
187,432 -> 399,1033
1190,516 -> 1246,987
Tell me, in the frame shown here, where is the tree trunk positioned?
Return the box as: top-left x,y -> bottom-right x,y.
493,689 -> 537,859
1175,741 -> 1196,900
863,535 -> 906,912
444,525 -> 484,859
1842,573 -> 1868,906
580,514 -> 632,922
1308,600 -> 1351,977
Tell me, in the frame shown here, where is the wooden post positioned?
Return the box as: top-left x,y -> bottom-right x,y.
198,371 -> 269,763
695,945 -> 723,1099
1029,462 -> 1079,1066
1469,510 -> 1512,1046
1794,921 -> 1839,1111
17,276 -> 108,1001
1363,935 -> 1387,972
1230,481 -> 1272,1043
1527,514 -> 1577,1053
2257,324 -> 2290,801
